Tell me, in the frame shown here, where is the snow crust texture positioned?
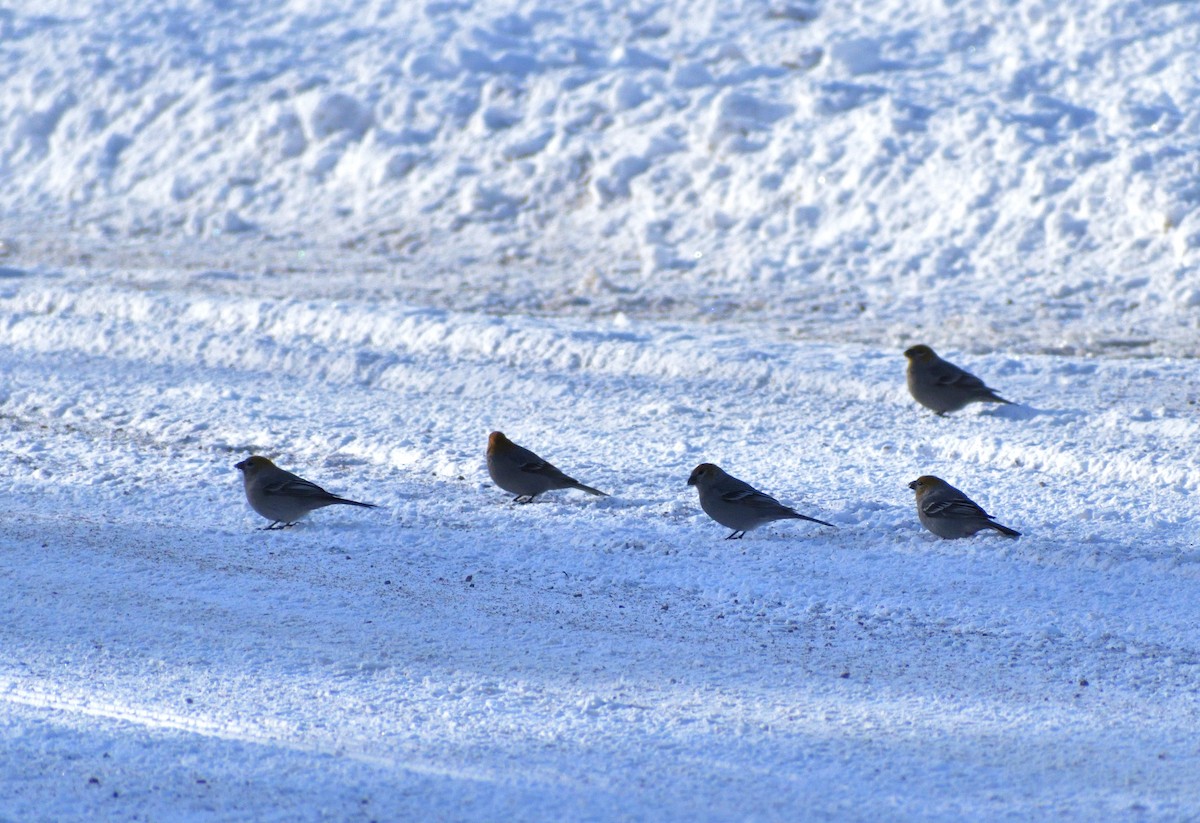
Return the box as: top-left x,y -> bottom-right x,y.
3,0 -> 1199,351
2,0 -> 1200,820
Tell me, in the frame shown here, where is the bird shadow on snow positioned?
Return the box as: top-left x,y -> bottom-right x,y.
980,403 -> 1083,422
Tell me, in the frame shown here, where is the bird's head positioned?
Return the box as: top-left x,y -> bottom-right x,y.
236,455 -> 276,475
487,431 -> 510,454
903,344 -> 936,362
687,463 -> 719,487
908,475 -> 944,493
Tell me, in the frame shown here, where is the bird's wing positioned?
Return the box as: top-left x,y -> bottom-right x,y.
931,360 -> 987,391
721,487 -> 786,511
511,446 -> 566,478
263,475 -> 334,500
517,456 -> 553,474
922,495 -> 989,520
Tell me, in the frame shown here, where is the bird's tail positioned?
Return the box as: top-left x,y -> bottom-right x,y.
570,481 -> 608,497
789,511 -> 837,529
331,496 -> 378,509
988,520 -> 1020,537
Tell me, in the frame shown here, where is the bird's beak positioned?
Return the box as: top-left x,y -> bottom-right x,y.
235,460 -> 248,472
686,477 -> 696,486
907,480 -> 918,490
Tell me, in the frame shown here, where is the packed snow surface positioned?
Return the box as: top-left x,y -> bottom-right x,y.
1,0 -> 1199,820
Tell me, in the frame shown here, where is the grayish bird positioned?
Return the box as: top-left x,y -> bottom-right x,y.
487,431 -> 607,503
908,475 -> 1020,539
235,455 -> 377,529
904,344 -> 1013,415
687,462 -> 835,539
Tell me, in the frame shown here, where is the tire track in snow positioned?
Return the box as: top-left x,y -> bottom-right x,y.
0,680 -> 563,788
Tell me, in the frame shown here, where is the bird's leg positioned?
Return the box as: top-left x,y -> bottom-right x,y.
725,530 -> 745,540
260,522 -> 283,531
514,495 -> 534,504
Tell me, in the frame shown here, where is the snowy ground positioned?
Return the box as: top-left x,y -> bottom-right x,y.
2,0 -> 1200,820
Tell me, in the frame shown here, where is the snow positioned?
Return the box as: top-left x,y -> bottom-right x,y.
1,0 -> 1199,819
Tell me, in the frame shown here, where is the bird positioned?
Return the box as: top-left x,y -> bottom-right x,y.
235,455 -> 377,530
903,344 -> 1013,415
486,431 -> 607,503
687,463 -> 835,539
908,475 -> 1020,539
